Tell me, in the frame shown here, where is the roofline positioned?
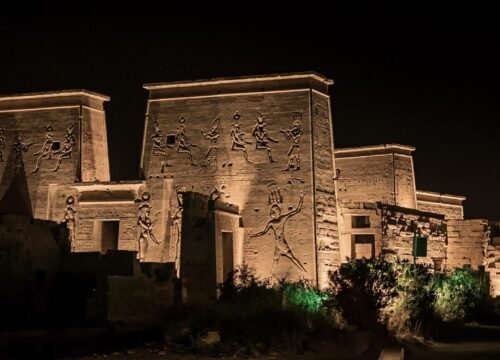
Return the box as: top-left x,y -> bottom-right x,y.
416,190 -> 466,201
335,144 -> 416,154
144,72 -> 334,90
0,89 -> 110,102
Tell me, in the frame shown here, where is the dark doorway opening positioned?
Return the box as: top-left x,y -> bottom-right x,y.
222,232 -> 234,281
96,220 -> 120,254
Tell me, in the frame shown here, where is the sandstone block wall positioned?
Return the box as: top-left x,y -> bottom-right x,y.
381,205 -> 447,267
335,145 -> 417,209
447,219 -> 489,270
416,190 -> 465,220
142,74 -> 338,285
48,178 -> 173,263
312,91 -> 340,288
0,91 -> 110,220
337,202 -> 382,263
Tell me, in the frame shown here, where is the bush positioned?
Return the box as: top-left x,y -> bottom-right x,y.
432,268 -> 488,323
329,258 -> 433,337
379,261 -> 433,337
215,265 -> 344,352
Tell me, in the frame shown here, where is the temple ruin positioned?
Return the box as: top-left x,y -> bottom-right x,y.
1,72 -> 499,302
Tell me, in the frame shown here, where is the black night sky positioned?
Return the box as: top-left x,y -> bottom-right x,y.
0,4 -> 498,220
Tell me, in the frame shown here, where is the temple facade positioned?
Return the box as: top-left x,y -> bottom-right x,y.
0,72 -> 498,297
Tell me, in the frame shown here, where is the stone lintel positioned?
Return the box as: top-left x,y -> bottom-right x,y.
144,72 -> 334,100
0,90 -> 110,112
416,190 -> 466,206
335,144 -> 415,158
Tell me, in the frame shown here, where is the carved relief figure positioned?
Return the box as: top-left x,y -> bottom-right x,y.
281,114 -> 304,171
32,125 -> 54,173
171,186 -> 185,276
137,192 -> 161,261
202,115 -> 221,158
175,116 -> 197,165
282,155 -> 301,171
151,118 -> 169,172
12,133 -> 33,176
63,196 -> 77,252
249,192 -> 307,276
251,112 -> 279,162
267,181 -> 283,204
0,128 -> 5,162
231,121 -> 253,163
52,125 -> 75,172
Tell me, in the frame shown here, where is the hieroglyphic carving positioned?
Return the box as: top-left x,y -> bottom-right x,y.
12,133 -> 32,176
0,128 -> 5,162
282,155 -> 300,171
151,118 -> 170,172
230,112 -> 253,163
252,112 -> 279,162
407,167 -> 413,185
52,125 -> 75,172
281,114 -> 304,156
175,116 -> 197,165
287,177 -> 305,186
314,102 -> 330,146
281,113 -> 303,171
267,181 -> 282,204
63,196 -> 77,252
249,192 -> 306,275
137,192 -> 161,261
171,186 -> 185,276
32,125 -> 54,173
202,115 -> 221,158
199,115 -> 221,172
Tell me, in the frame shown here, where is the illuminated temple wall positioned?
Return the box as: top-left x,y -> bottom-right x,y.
2,73 -> 495,296
334,144 -> 418,263
0,91 -> 110,219
46,178 -> 173,263
141,73 -> 340,286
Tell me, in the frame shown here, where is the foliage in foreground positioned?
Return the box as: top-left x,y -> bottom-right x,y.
329,257 -> 491,338
164,265 -> 344,354
431,268 -> 489,322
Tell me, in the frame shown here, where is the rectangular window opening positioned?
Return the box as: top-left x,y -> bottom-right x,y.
352,215 -> 370,228
51,141 -> 61,151
166,135 -> 176,145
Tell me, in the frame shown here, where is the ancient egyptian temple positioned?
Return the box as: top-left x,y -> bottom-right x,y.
1,72 -> 498,299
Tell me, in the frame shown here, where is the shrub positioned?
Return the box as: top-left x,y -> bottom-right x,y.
379,261 -> 433,337
329,258 -> 434,337
432,268 -> 488,323
216,265 -> 343,351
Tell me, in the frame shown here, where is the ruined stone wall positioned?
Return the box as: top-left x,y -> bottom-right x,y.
416,190 -> 465,220
143,88 -> 325,283
180,192 -> 217,304
0,214 -> 63,328
447,219 -> 489,270
487,223 -> 500,297
381,206 -> 447,267
417,201 -> 464,220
